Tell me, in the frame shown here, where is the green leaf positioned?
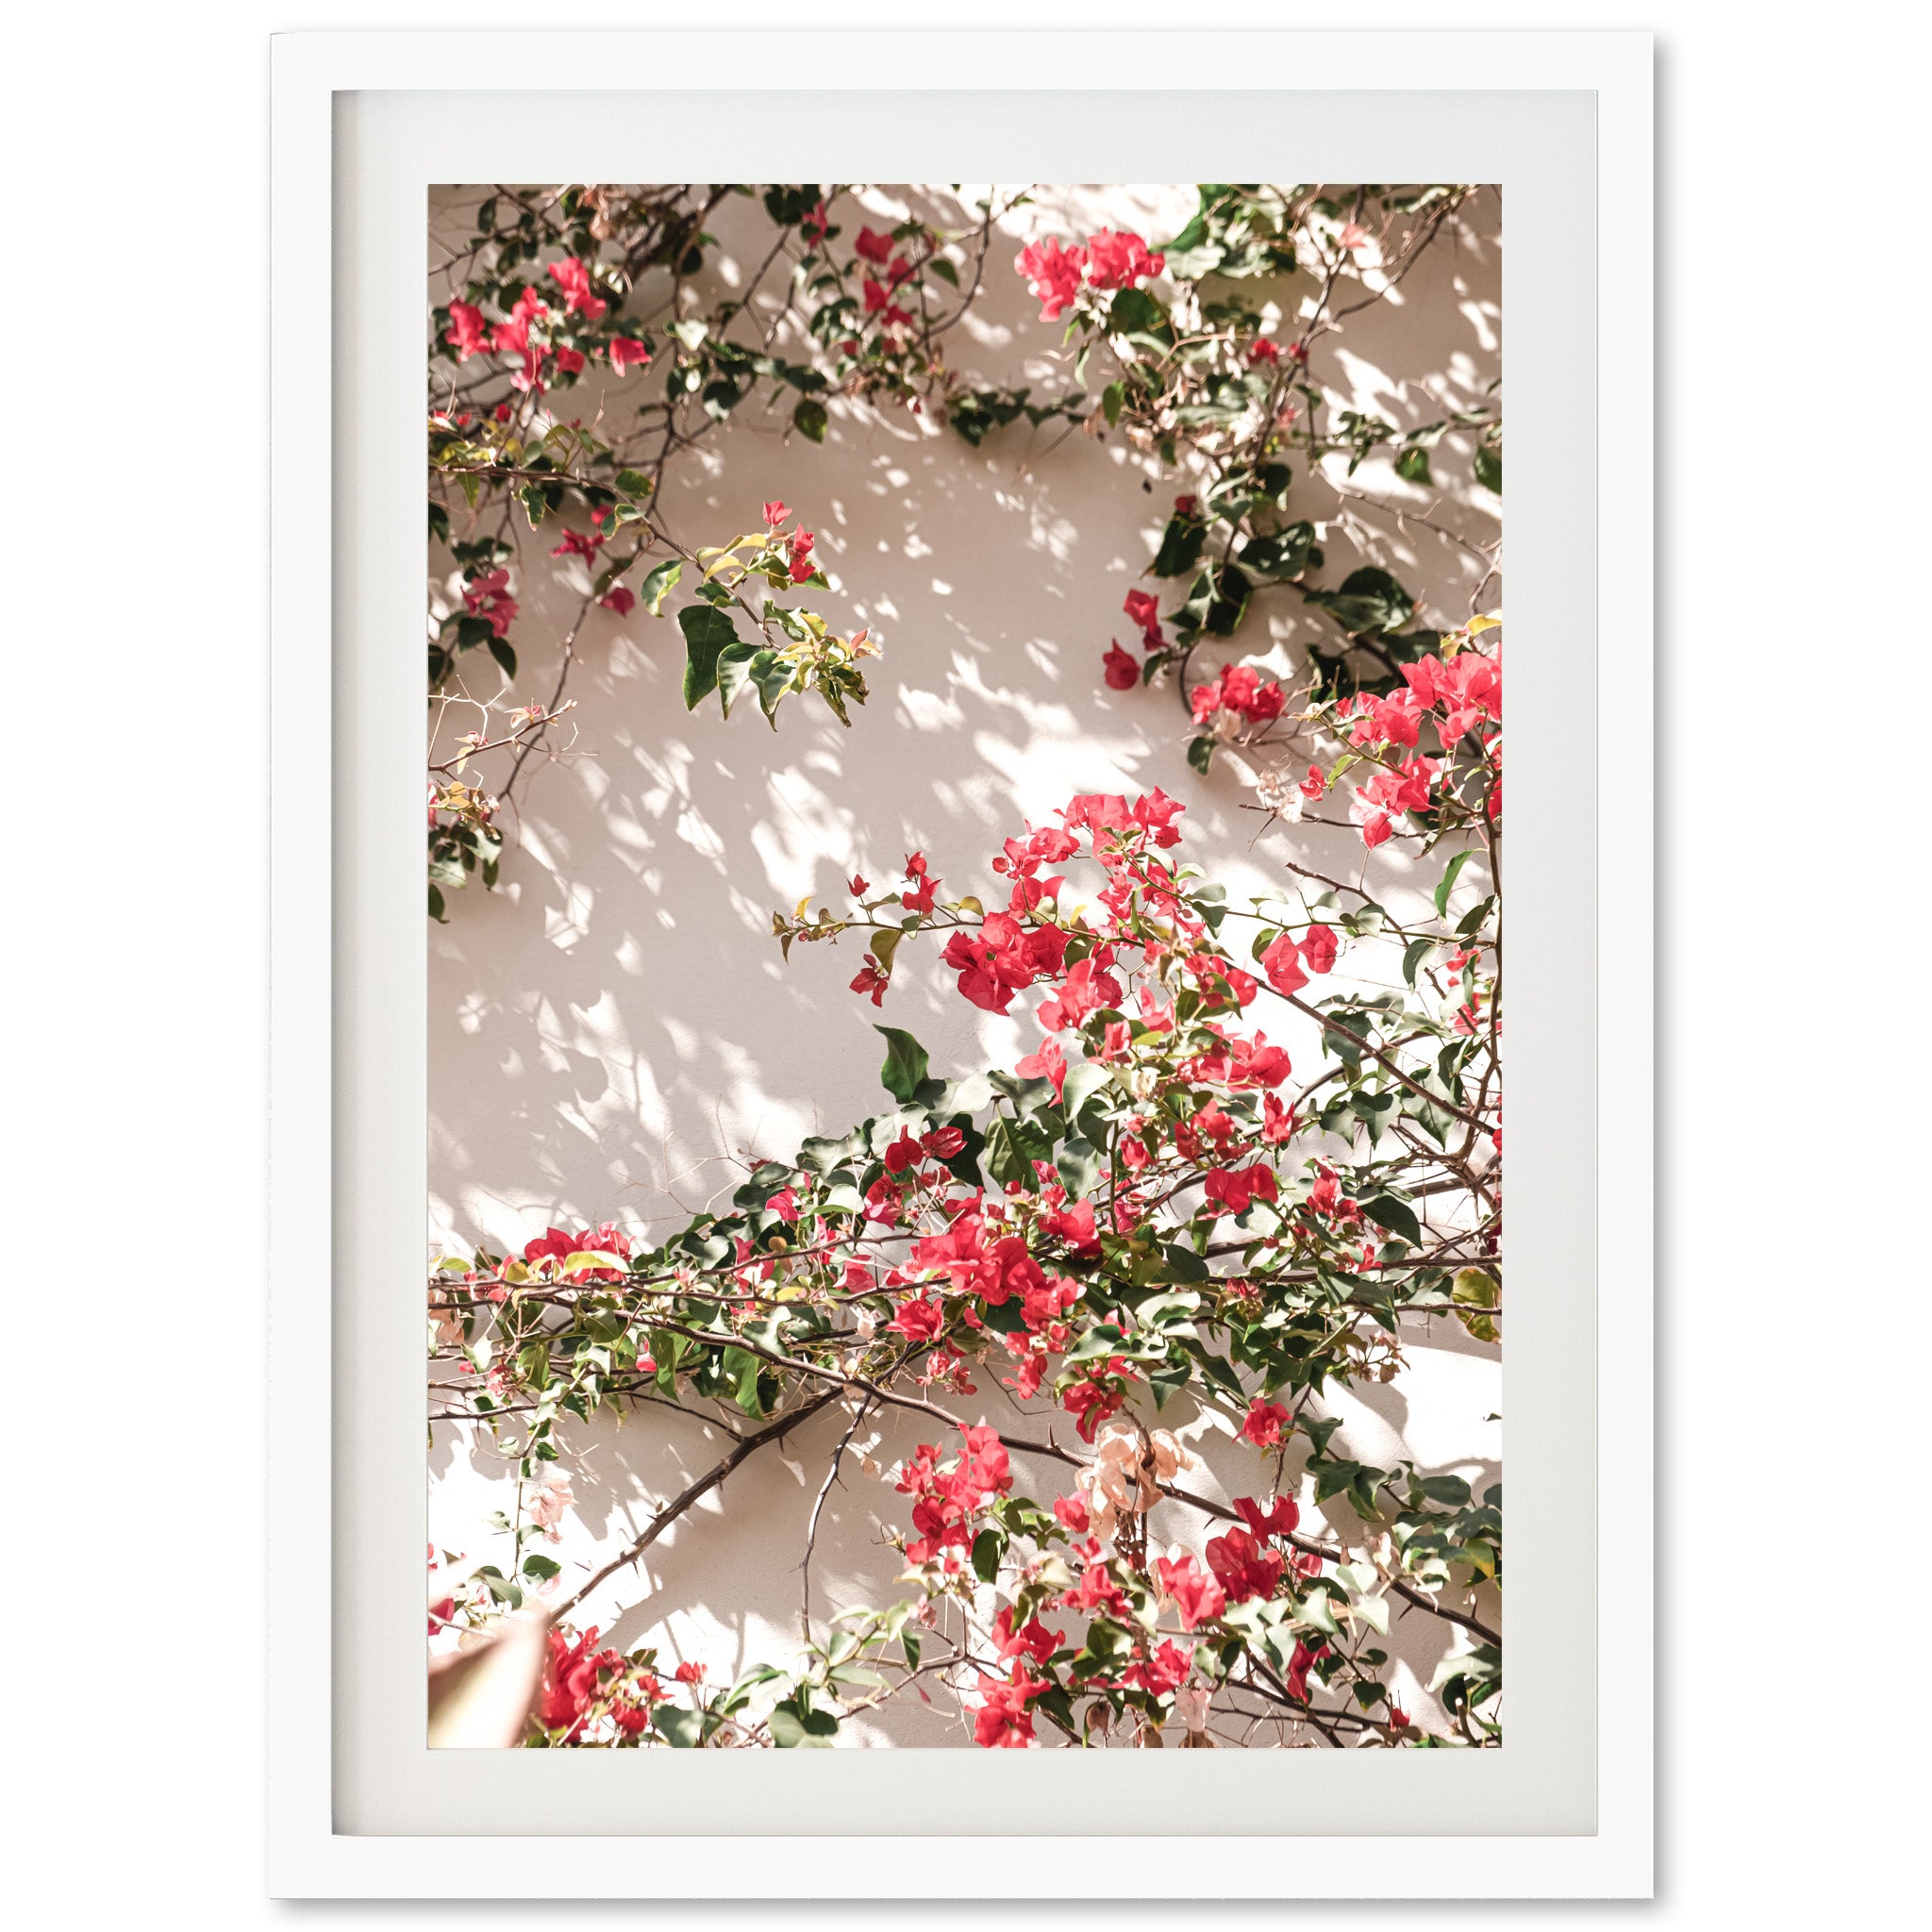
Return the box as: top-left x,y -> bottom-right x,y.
678,603 -> 739,708
1474,444 -> 1502,493
1151,517 -> 1207,579
655,1706 -> 703,1748
972,1527 -> 1005,1585
769,1698 -> 837,1747
1304,566 -> 1414,636
487,635 -> 517,680
1102,380 -> 1124,426
640,558 -> 682,615
615,468 -> 650,496
1187,735 -> 1215,775
874,1026 -> 929,1104
1394,445 -> 1433,487
1434,848 -> 1475,918
716,641 -> 765,718
1358,1193 -> 1422,1246
793,397 -> 828,443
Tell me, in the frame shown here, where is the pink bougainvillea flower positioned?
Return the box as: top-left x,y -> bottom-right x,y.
973,1662 -> 1046,1748
1036,956 -> 1124,1035
1122,587 -> 1164,650
854,225 -> 895,264
1102,640 -> 1140,690
1155,1552 -> 1226,1631
608,337 -> 651,375
551,346 -> 585,376
1014,1035 -> 1068,1101
1299,764 -> 1326,800
1203,1161 -> 1279,1218
1014,236 -> 1088,321
444,300 -> 491,361
549,526 -> 607,561
1300,923 -> 1338,974
789,527 -> 817,584
888,1296 -> 946,1344
1336,221 -> 1371,252
598,586 -> 636,615
849,957 -> 890,1006
1206,1525 -> 1285,1603
547,256 -> 609,319
1260,931 -> 1308,998
1233,1493 -> 1301,1541
762,499 -> 791,527
1084,228 -> 1166,290
1240,1397 -> 1291,1450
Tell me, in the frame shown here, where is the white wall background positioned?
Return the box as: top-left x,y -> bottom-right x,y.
426,182 -> 1504,1741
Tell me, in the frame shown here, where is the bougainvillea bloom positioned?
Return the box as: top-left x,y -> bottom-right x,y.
1103,641 -> 1139,690
1259,931 -> 1308,997
444,300 -> 491,361
608,337 -> 651,375
1155,1552 -> 1226,1631
598,586 -> 636,615
854,225 -> 895,264
1300,923 -> 1338,974
1240,1397 -> 1291,1449
1084,228 -> 1166,290
762,499 -> 791,527
547,256 -> 608,319
1014,237 -> 1087,320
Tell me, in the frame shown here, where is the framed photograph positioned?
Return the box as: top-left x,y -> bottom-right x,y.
271,26 -> 1653,1898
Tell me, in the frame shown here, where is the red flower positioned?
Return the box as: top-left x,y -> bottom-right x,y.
849,958 -> 890,1005
1233,1493 -> 1301,1541
789,527 -> 817,584
1084,228 -> 1165,290
1203,1162 -> 1279,1217
598,586 -> 636,615
1259,932 -> 1308,997
1037,956 -> 1124,1035
973,1662 -> 1046,1748
888,1296 -> 946,1344
1300,924 -> 1338,974
848,873 -> 870,896
1240,1398 -> 1291,1450
608,337 -> 651,375
1155,1552 -> 1226,1631
1298,765 -> 1325,800
550,526 -> 606,561
547,256 -> 608,320
1206,1525 -> 1285,1603
1053,1493 -> 1091,1533
1247,337 -> 1282,366
444,301 -> 490,361
1014,237 -> 1087,321
854,225 -> 895,265
991,1607 -> 1061,1669
1103,641 -> 1139,690
1014,1036 -> 1068,1100
1122,588 -> 1164,650
763,499 -> 791,527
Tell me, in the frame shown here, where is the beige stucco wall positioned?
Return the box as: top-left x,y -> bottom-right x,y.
427,183 -> 1502,1742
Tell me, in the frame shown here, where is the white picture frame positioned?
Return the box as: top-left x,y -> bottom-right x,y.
270,25 -> 1652,1898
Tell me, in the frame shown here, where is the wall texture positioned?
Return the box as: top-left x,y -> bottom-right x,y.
427,183 -> 1502,1741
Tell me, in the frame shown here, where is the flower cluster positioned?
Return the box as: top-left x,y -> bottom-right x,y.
1016,227 -> 1167,322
